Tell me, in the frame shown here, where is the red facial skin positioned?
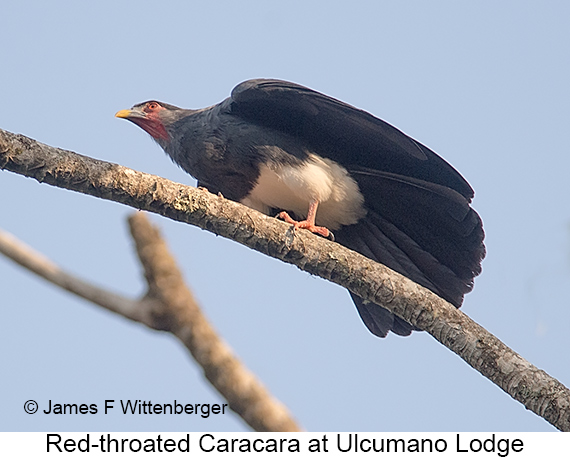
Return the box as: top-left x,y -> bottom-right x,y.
130,102 -> 170,141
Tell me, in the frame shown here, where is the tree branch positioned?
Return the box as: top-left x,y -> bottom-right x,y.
0,218 -> 301,432
1,127 -> 569,431
127,212 -> 301,432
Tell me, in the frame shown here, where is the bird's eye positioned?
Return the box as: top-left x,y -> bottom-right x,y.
147,102 -> 159,110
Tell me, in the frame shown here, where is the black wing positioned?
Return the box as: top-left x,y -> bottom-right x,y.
229,79 -> 485,337
229,79 -> 474,200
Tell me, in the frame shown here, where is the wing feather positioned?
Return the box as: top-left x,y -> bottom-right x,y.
230,79 -> 474,199
229,79 -> 485,337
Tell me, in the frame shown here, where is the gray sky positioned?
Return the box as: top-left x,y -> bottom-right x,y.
1,1 -> 569,431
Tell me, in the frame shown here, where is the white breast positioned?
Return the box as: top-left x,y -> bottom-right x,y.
240,153 -> 367,230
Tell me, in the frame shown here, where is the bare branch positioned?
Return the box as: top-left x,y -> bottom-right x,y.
0,220 -> 301,432
127,212 -> 301,432
1,127 -> 569,431
0,228 -> 146,323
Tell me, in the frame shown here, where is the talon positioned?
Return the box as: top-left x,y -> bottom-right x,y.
277,210 -> 332,239
277,211 -> 297,225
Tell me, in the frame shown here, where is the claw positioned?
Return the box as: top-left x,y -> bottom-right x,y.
277,211 -> 333,240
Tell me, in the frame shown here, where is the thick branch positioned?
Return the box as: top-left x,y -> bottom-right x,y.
1,128 -> 569,431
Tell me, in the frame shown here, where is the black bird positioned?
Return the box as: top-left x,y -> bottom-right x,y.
116,79 -> 485,337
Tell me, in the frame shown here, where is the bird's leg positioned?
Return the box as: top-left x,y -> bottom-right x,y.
277,199 -> 334,240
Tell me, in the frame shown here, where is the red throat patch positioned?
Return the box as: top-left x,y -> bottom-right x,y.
131,117 -> 169,142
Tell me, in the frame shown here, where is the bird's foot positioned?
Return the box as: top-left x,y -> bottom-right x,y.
277,211 -> 334,241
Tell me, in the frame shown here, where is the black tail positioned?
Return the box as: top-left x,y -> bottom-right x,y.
335,171 -> 485,337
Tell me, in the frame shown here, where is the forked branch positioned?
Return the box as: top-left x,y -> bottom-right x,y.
0,216 -> 300,432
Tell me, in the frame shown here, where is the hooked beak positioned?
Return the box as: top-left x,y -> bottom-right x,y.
115,107 -> 146,120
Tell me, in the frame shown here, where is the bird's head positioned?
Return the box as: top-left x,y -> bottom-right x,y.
115,101 -> 183,144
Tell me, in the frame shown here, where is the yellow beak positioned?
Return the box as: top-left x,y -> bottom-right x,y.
115,109 -> 133,119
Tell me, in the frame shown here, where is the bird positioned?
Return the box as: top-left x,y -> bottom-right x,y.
116,79 -> 485,338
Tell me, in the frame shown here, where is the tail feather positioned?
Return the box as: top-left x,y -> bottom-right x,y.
335,171 -> 485,337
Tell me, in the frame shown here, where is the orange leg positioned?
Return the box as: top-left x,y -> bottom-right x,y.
277,199 -> 334,240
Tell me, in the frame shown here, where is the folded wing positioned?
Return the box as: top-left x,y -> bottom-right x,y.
229,79 -> 485,337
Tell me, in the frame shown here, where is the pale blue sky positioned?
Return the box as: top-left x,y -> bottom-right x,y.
1,1 -> 569,431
